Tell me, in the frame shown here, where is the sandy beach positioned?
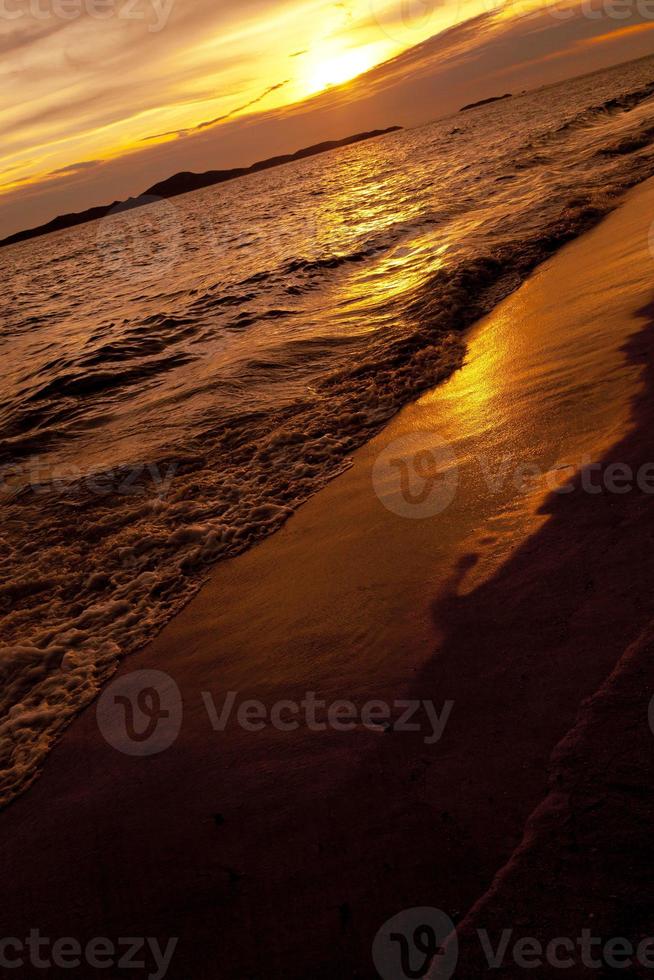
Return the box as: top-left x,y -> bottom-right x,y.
4,175 -> 654,979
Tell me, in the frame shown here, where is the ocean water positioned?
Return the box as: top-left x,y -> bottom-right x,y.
3,54 -> 654,804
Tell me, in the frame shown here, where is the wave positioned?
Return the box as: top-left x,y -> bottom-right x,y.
0,186 -> 637,805
555,78 -> 654,135
3,56 -> 654,808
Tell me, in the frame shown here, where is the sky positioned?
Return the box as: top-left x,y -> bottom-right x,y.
2,0 -> 654,236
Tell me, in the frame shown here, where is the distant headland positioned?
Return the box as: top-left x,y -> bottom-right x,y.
1,126 -> 402,250
459,93 -> 512,112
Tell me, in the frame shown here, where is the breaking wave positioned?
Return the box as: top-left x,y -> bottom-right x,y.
3,54 -> 654,805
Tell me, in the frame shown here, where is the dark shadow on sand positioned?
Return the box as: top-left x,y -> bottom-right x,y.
2,307 -> 654,980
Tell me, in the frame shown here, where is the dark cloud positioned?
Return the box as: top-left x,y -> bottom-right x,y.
142,79 -> 291,141
195,80 -> 290,130
5,0 -> 654,239
47,159 -> 102,176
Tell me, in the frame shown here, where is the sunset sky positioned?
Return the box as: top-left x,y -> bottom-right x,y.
3,0 -> 654,236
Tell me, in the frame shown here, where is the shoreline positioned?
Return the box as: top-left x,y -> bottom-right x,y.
7,67 -> 654,809
4,176 -> 654,978
443,294 -> 654,977
0,127 -> 403,249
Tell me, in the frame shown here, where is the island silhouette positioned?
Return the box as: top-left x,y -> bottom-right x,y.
0,127 -> 401,249
460,93 -> 512,111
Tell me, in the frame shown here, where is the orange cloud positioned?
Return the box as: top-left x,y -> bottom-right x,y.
581,20 -> 654,43
4,0 -> 654,238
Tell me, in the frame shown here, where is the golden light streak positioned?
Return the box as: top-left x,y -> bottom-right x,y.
303,44 -> 388,94
581,20 -> 654,44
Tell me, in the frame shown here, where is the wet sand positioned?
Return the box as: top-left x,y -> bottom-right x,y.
5,178 -> 654,979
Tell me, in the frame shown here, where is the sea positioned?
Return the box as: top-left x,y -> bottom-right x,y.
3,53 -> 654,804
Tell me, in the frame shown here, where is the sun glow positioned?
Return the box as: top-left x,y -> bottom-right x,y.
304,46 -> 382,95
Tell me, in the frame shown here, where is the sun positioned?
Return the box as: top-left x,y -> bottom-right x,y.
305,46 -> 380,95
